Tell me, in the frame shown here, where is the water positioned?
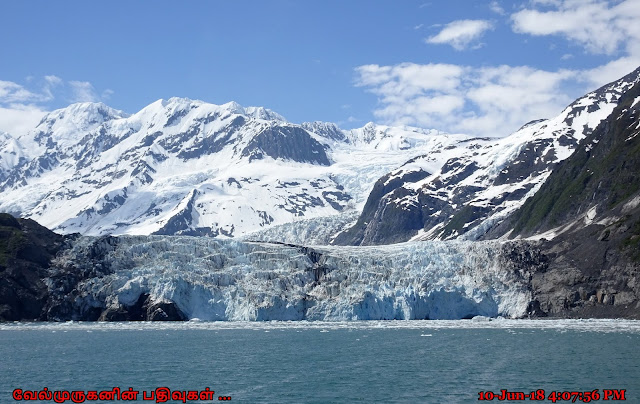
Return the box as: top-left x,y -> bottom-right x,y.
1,320 -> 639,403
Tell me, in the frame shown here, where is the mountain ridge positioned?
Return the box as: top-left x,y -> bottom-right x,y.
1,67 -> 639,247
0,97 -> 470,238
332,66 -> 640,245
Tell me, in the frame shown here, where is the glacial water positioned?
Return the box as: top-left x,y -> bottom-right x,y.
1,320 -> 639,403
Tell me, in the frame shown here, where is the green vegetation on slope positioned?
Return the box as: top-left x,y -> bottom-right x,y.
511,81 -> 640,235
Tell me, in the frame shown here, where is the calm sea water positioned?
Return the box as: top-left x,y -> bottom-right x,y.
1,320 -> 639,403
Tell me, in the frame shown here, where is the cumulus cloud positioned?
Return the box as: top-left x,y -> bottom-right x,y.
0,79 -> 54,135
426,19 -> 493,50
512,0 -> 640,55
582,56 -> 640,86
511,0 -> 640,88
359,0 -> 640,137
355,62 -> 592,137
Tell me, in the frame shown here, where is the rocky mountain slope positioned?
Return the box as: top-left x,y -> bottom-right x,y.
0,213 -> 68,321
491,78 -> 640,318
333,67 -> 640,245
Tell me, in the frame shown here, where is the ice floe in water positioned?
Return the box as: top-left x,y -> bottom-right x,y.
2,319 -> 640,334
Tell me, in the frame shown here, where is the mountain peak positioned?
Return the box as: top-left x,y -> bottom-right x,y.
220,100 -> 244,113
44,101 -> 128,122
220,101 -> 287,122
244,106 -> 287,122
136,98 -> 287,125
21,102 -> 128,148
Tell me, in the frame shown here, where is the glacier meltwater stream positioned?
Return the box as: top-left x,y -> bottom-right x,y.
47,236 -> 534,321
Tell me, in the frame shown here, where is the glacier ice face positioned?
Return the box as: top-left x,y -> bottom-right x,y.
49,236 -> 534,321
242,212 -> 359,245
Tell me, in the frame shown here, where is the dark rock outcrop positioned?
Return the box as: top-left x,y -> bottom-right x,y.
98,293 -> 186,321
0,213 -> 70,321
241,126 -> 331,165
43,235 -> 122,321
527,236 -> 640,319
0,221 -> 188,322
333,169 -> 431,245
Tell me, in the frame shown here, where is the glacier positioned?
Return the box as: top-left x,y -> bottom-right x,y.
242,212 -> 359,245
48,236 -> 534,321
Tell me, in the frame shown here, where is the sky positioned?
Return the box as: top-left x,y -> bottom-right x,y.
1,0 -> 639,138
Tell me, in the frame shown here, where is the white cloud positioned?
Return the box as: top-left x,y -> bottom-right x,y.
512,0 -> 640,55
356,63 -> 463,94
354,62 -> 588,137
0,76 -> 111,136
0,80 -> 44,104
426,20 -> 493,50
510,0 -> 640,90
358,1 -> 640,139
101,89 -> 115,100
69,81 -> 99,103
489,1 -> 506,15
44,75 -> 62,86
42,75 -> 62,101
0,104 -> 47,137
531,0 -> 563,6
582,56 -> 640,87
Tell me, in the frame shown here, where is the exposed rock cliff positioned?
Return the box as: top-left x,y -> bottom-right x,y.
495,79 -> 640,318
0,213 -> 68,320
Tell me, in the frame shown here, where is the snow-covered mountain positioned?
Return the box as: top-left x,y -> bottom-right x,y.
0,131 -> 27,181
2,67 -> 639,245
3,68 -> 640,321
333,67 -> 640,245
0,98 -> 470,238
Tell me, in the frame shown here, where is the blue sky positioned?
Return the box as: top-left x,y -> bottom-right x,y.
1,0 -> 639,137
